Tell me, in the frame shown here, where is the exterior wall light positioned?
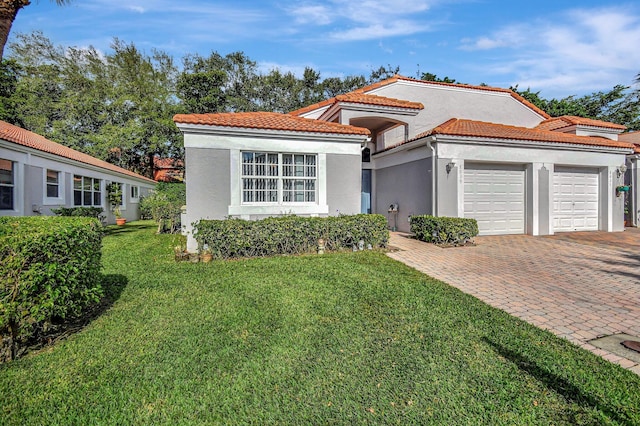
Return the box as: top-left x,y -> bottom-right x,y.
617,164 -> 627,178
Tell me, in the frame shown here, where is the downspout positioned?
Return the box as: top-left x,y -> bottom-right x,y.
427,138 -> 437,216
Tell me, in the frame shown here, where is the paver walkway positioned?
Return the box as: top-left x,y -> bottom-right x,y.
387,228 -> 640,374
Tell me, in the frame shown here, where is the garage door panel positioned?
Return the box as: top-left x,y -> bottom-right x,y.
553,168 -> 599,232
464,164 -> 525,236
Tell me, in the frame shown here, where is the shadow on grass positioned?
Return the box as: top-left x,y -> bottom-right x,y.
104,222 -> 154,237
1,274 -> 128,363
483,337 -> 630,425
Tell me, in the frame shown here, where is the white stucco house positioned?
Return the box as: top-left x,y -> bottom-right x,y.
174,76 -> 635,251
0,120 -> 156,223
619,131 -> 640,226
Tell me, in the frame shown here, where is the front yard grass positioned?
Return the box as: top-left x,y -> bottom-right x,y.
1,221 -> 638,424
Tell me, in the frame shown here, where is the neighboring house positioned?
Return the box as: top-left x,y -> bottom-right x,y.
619,131 -> 640,226
174,76 -> 634,251
153,156 -> 184,182
0,120 -> 156,223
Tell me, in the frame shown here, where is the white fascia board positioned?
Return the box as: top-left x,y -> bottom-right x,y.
184,133 -> 363,155
0,139 -> 155,186
297,105 -> 332,119
371,138 -> 429,159
433,135 -> 633,154
177,123 -> 367,145
319,102 -> 421,121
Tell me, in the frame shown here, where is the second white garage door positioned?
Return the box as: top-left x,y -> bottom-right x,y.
553,167 -> 599,232
464,163 -> 525,235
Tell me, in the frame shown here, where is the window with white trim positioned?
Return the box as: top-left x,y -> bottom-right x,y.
46,169 -> 60,198
130,185 -> 139,200
241,152 -> 317,204
74,175 -> 102,206
0,158 -> 14,210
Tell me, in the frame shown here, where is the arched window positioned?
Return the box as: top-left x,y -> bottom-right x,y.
362,147 -> 370,163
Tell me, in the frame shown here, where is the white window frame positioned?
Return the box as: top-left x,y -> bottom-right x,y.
229,150 -> 328,217
44,169 -> 64,204
0,158 -> 15,211
130,184 -> 140,202
241,152 -> 317,205
74,175 -> 103,207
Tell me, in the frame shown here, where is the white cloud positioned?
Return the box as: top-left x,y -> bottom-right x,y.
287,0 -> 436,41
459,6 -> 640,95
126,5 -> 145,13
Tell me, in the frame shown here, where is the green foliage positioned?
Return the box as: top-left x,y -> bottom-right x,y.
410,215 -> 479,245
51,206 -> 104,219
1,221 -> 638,423
193,214 -> 389,259
139,182 -> 185,233
512,84 -> 640,131
0,216 -> 103,360
106,182 -> 123,217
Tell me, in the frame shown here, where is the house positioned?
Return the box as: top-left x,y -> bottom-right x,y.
174,76 -> 635,252
0,120 -> 156,223
619,131 -> 640,226
153,156 -> 184,182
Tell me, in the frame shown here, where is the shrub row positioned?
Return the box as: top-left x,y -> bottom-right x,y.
410,215 -> 479,245
52,206 -> 104,219
0,216 -> 104,360
140,183 -> 185,234
193,214 -> 389,259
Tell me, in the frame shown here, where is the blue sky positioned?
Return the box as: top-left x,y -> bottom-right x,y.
9,0 -> 640,98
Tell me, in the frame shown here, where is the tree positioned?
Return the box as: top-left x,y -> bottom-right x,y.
0,0 -> 71,60
421,72 -> 457,84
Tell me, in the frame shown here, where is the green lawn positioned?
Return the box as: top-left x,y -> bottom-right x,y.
1,221 -> 639,425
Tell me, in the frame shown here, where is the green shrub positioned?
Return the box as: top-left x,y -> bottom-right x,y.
193,214 -> 388,259
410,215 -> 478,245
52,206 -> 104,219
140,183 -> 185,233
0,216 -> 103,360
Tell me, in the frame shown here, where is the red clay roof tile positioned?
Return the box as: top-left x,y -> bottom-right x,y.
537,116 -> 626,131
173,111 -> 371,136
0,120 -> 155,183
619,131 -> 640,153
424,118 -> 634,150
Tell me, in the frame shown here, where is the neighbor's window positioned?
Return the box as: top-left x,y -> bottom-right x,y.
46,169 -> 60,198
74,175 -> 102,206
242,152 -> 317,204
0,158 -> 14,210
130,185 -> 139,200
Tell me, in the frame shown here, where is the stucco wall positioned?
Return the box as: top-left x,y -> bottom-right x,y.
375,158 -> 431,232
326,153 -> 361,215
1,143 -> 154,221
366,81 -> 546,142
185,147 -> 231,222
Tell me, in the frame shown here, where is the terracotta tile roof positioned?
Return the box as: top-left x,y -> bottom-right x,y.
173,111 -> 371,136
537,116 -> 627,131
422,118 -> 634,150
0,120 -> 155,183
289,75 -> 551,119
290,92 -> 423,116
153,156 -> 184,169
619,131 -> 640,153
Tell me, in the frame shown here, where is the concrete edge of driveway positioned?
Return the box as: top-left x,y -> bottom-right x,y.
387,231 -> 640,376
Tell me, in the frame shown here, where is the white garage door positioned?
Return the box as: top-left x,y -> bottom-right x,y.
553,167 -> 599,232
464,164 -> 525,235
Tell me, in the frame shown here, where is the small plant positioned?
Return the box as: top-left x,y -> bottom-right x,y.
106,183 -> 123,218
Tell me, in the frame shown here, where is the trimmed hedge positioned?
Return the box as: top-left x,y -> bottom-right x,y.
52,206 -> 104,219
193,214 -> 389,259
0,216 -> 103,360
410,215 -> 479,245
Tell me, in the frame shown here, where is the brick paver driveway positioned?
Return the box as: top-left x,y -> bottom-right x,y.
388,228 -> 640,374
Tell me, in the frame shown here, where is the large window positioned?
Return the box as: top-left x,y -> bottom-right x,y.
74,175 -> 102,206
0,159 -> 14,210
46,169 -> 60,198
242,152 -> 316,204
